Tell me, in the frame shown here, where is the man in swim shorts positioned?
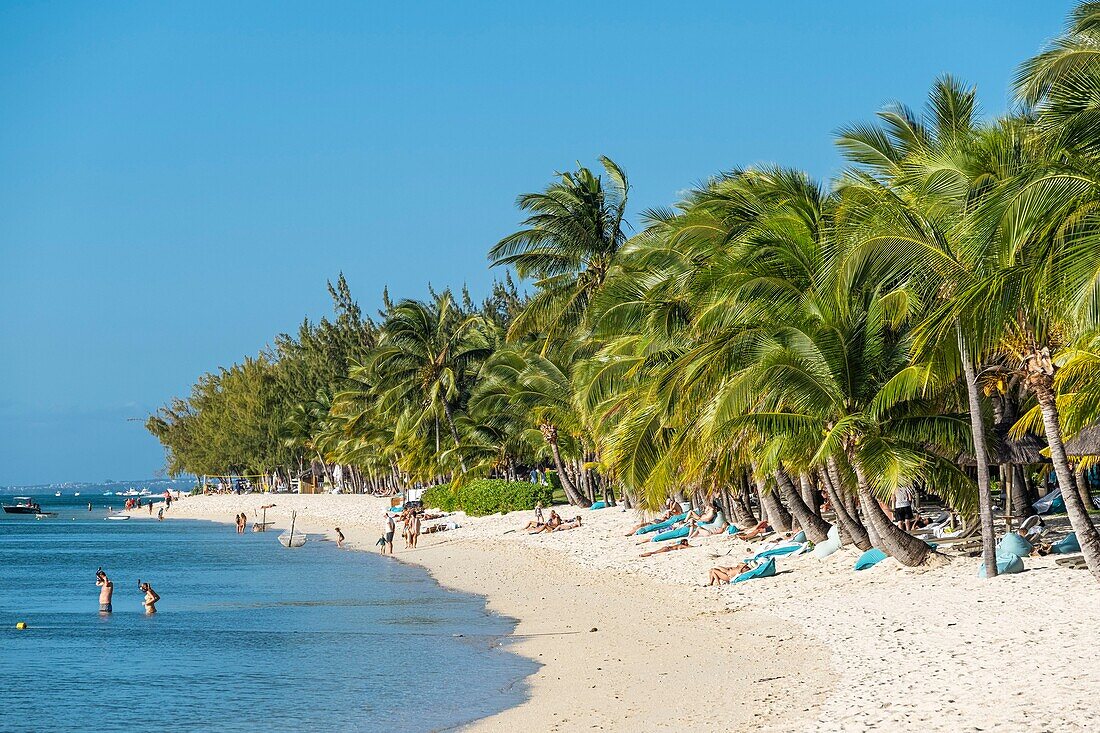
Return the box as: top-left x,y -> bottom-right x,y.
381,513 -> 395,555
96,568 -> 113,613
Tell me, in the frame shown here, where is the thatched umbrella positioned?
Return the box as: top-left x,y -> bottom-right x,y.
1064,424 -> 1100,458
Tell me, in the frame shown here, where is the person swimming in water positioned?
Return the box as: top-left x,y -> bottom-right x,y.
138,581 -> 160,614
96,568 -> 113,614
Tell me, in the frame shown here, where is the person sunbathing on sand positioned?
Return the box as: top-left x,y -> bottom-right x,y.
529,510 -> 562,534
733,521 -> 771,541
707,563 -> 752,585
640,538 -> 691,557
690,508 -> 728,538
554,516 -> 582,531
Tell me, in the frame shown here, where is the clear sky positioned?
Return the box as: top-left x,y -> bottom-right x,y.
0,1 -> 1077,485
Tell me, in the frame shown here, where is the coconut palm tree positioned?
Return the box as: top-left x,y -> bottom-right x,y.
489,156 -> 630,346
371,291 -> 496,474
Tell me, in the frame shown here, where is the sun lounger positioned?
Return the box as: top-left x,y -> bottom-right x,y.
997,532 -> 1033,557
747,542 -> 806,563
1052,532 -> 1080,554
732,557 -> 777,583
589,501 -> 608,510
635,512 -> 688,535
1033,489 -> 1064,515
978,553 -> 1025,577
854,547 -> 888,570
653,525 -> 691,542
811,525 -> 841,558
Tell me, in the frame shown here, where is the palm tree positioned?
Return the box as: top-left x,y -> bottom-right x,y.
472,344 -> 592,506
371,291 -> 496,474
489,156 -> 630,346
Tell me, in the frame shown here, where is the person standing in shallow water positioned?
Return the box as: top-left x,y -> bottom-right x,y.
96,568 -> 113,614
335,527 -> 345,548
138,581 -> 160,614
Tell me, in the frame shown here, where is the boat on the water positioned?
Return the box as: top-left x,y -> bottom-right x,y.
278,511 -> 307,548
54,491 -> 62,497
106,515 -> 130,521
35,512 -> 58,518
3,498 -> 42,514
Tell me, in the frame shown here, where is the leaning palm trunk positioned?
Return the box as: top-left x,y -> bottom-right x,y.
958,326 -> 998,578
442,401 -> 468,473
775,468 -> 830,542
1026,366 -> 1100,582
799,473 -> 821,516
541,423 -> 590,507
755,472 -> 792,532
823,460 -> 872,550
851,459 -> 930,566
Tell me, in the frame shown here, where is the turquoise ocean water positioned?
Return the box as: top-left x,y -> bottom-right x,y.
0,490 -> 535,733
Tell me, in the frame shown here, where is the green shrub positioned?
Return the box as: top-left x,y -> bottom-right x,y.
421,479 -> 553,517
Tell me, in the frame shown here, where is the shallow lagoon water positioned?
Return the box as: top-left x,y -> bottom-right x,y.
0,493 -> 535,733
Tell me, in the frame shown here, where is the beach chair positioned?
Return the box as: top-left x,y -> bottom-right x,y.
854,547 -> 888,570
635,512 -> 688,535
732,557 -> 777,583
977,553 -> 1025,577
811,525 -> 841,559
746,542 -> 806,564
1051,532 -> 1080,554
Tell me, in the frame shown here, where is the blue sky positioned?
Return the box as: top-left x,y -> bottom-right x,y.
0,1 -> 1076,485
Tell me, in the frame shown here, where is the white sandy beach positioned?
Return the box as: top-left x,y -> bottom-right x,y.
155,494 -> 1100,732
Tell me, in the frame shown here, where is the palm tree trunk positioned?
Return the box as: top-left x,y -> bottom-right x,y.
774,467 -> 830,542
957,325 -> 998,578
543,425 -> 589,507
727,473 -> 757,527
800,473 -> 821,516
823,459 -> 872,549
755,472 -> 792,532
1027,369 -> 1100,582
851,458 -> 930,566
442,402 -> 468,472
1011,464 -> 1035,520
1075,463 -> 1092,515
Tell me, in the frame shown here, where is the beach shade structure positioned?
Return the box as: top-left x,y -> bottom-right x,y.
956,422 -> 1049,467
1052,532 -> 1081,554
653,525 -> 691,542
1033,488 -> 1065,515
1063,423 -> 1100,457
978,553 -> 1025,577
997,532 -> 1034,558
635,512 -> 688,535
589,501 -> 607,510
811,525 -> 841,559
854,547 -> 888,571
732,557 -> 777,583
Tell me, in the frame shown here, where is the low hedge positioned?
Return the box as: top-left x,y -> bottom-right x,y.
421,479 -> 553,517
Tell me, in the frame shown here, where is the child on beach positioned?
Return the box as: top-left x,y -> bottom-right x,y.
335,527 -> 345,548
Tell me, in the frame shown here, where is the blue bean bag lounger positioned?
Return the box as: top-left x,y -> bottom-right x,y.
854,547 -> 888,571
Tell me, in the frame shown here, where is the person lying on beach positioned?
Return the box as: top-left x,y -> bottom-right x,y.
138,581 -> 160,614
732,521 -> 772,541
688,503 -> 718,523
690,509 -> 728,538
554,516 -> 582,531
707,563 -> 752,585
640,539 -> 692,557
529,511 -> 562,534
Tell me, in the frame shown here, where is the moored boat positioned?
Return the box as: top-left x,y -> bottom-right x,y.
3,498 -> 41,515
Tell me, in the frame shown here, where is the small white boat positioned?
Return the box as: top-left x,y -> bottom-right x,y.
106,514 -> 130,521
103,491 -> 113,496
74,492 -> 80,497
54,491 -> 62,497
278,511 -> 307,548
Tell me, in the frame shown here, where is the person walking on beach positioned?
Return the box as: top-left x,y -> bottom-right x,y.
96,568 -> 113,614
380,513 -> 395,555
893,486 -> 915,532
335,527 -> 345,548
234,513 -> 241,533
138,581 -> 160,614
409,511 -> 421,549
148,501 -> 153,515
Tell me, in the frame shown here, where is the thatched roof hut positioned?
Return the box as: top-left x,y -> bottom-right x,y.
957,422 -> 1048,466
1064,424 -> 1100,457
